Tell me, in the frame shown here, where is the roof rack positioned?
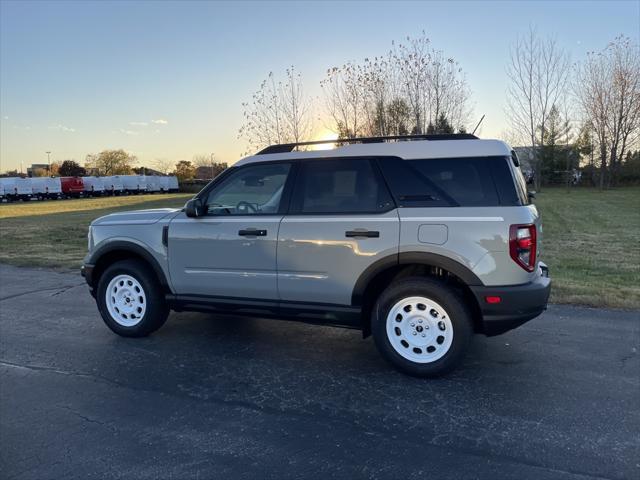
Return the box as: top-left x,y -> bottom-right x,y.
256,133 -> 479,155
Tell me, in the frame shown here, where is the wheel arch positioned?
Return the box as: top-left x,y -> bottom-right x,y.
88,241 -> 171,293
353,252 -> 484,337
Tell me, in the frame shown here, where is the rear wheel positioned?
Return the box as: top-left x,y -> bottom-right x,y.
372,277 -> 473,377
96,259 -> 169,337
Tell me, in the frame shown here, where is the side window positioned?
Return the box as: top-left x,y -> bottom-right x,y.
204,163 -> 290,215
291,159 -> 394,214
378,157 -> 508,207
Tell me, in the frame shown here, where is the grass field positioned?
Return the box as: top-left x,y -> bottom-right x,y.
1,188 -> 638,309
0,194 -> 191,269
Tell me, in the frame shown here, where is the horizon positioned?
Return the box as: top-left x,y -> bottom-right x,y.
1,0 -> 638,172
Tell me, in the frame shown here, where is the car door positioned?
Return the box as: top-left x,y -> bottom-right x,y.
277,157 -> 400,306
168,162 -> 292,299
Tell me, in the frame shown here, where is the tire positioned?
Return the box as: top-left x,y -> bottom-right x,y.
96,259 -> 169,337
372,277 -> 473,377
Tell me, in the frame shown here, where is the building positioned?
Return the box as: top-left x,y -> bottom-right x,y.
27,164 -> 50,177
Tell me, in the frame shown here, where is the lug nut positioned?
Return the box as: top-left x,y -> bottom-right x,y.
412,331 -> 417,336
422,333 -> 426,337
410,322 -> 415,327
418,319 -> 423,323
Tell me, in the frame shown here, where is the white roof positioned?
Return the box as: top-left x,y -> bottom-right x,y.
235,139 -> 512,167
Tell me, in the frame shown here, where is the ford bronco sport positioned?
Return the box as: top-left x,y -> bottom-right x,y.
82,134 -> 550,377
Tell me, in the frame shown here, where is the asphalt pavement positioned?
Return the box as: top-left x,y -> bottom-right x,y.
0,264 -> 638,480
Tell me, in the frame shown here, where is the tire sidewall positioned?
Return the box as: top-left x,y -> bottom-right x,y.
96,260 -> 167,337
372,277 -> 472,377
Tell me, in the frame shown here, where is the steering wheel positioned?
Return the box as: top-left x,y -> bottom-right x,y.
236,201 -> 258,214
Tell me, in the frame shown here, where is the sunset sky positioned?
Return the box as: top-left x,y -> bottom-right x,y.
1,0 -> 638,172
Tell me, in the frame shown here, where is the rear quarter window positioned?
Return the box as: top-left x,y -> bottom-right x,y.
377,156 -> 522,207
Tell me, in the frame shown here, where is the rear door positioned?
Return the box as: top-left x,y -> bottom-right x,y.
168,162 -> 292,299
277,157 -> 400,306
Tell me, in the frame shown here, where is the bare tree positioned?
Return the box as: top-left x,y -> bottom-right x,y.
152,158 -> 174,175
239,67 -> 312,152
321,62 -> 364,138
321,32 -> 473,138
506,28 -> 571,190
576,36 -> 640,188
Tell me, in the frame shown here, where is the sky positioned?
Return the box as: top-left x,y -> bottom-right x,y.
1,0 -> 638,172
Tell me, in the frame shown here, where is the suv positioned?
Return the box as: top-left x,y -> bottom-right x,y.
82,134 -> 550,377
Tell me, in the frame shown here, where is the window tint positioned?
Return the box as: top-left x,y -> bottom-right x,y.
204,163 -> 290,215
291,159 -> 394,214
378,156 -> 522,207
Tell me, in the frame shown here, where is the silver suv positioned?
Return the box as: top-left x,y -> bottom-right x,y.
82,134 -> 550,377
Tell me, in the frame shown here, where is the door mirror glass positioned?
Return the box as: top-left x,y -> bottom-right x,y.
185,198 -> 205,218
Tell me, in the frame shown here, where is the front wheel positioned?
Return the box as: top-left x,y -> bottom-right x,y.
96,259 -> 169,337
372,277 -> 473,377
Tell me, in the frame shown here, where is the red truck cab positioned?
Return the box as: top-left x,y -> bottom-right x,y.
60,177 -> 85,197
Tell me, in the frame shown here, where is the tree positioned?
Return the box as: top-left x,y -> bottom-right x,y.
174,160 -> 196,181
86,149 -> 136,175
58,160 -> 86,177
239,67 -> 312,152
321,32 -> 472,138
576,36 -> 640,188
426,113 -> 455,134
385,97 -> 411,135
506,28 -> 571,190
321,63 -> 364,139
151,158 -> 174,175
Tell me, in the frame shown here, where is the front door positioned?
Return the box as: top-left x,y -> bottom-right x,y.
277,158 -> 400,306
168,162 -> 292,299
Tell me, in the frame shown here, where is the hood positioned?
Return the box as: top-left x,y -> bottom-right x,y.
91,208 -> 180,226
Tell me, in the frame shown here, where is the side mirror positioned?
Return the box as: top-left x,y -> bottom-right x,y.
185,198 -> 205,218
528,191 -> 536,200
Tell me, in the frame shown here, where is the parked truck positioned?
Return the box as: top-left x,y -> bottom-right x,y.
121,175 -> 147,194
61,177 -> 85,198
101,176 -> 124,195
83,176 -> 106,196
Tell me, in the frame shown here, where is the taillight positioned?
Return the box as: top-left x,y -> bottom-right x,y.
509,224 -> 537,272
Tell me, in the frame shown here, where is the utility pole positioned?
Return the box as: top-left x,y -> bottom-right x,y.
46,151 -> 51,175
210,152 -> 215,180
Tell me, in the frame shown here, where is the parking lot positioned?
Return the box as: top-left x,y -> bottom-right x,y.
1,264 -> 638,479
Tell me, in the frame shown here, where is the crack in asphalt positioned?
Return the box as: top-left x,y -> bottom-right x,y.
0,359 -> 624,480
0,283 -> 85,302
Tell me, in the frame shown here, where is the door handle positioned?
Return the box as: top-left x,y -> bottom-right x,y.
238,229 -> 267,237
345,230 -> 379,238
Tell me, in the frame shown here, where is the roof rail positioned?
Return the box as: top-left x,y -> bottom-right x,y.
256,133 -> 479,155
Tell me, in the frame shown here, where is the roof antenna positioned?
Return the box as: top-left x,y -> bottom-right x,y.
471,114 -> 485,135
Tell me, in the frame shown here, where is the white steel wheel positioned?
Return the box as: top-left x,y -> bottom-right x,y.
105,274 -> 147,327
385,296 -> 454,364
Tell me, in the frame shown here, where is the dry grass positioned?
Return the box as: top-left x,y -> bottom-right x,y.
0,194 -> 191,269
1,188 -> 638,309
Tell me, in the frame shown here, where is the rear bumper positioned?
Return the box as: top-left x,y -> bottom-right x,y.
471,263 -> 551,336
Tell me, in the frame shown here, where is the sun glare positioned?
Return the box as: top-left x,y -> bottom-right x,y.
310,130 -> 339,150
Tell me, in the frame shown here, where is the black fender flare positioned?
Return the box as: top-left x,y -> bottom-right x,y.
351,251 -> 483,306
86,241 -> 170,291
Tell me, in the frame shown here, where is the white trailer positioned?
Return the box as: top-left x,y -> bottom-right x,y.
168,175 -> 179,192
144,175 -> 162,193
122,175 -> 147,194
0,181 -> 5,201
0,178 -> 16,201
29,178 -> 48,200
101,176 -> 124,195
45,177 -> 63,198
14,177 -> 33,200
83,176 -> 105,196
